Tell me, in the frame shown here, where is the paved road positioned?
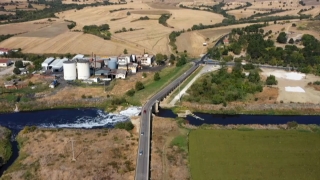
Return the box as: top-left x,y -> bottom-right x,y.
135,57 -> 206,180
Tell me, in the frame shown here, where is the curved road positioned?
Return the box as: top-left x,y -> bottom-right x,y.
135,56 -> 206,180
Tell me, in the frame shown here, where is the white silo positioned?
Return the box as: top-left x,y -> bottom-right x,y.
63,61 -> 77,80
77,60 -> 90,80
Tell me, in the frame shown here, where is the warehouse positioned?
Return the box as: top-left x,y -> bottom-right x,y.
41,57 -> 55,70
49,58 -> 68,72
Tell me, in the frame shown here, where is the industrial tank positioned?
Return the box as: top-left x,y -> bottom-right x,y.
77,60 -> 90,80
63,61 -> 77,80
108,59 -> 117,69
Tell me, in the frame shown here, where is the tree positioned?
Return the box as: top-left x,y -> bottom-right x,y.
176,55 -> 186,67
288,38 -> 294,44
163,54 -> 168,60
127,11 -> 131,15
155,53 -> 164,65
123,49 -> 128,54
274,20 -> 277,24
13,67 -> 21,74
135,81 -> 144,91
154,72 -> 160,81
276,32 -> 287,44
126,88 -> 135,96
266,75 -> 278,85
170,54 -> 175,61
15,60 -> 23,68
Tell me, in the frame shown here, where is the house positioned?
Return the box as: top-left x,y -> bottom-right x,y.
223,37 -> 229,45
118,54 -> 131,65
116,69 -> 127,79
140,54 -> 154,66
128,63 -> 138,73
49,58 -> 68,72
0,59 -> 11,67
0,48 -> 10,55
41,57 -> 55,70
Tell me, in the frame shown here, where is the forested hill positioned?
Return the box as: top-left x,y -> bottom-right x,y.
208,24 -> 320,75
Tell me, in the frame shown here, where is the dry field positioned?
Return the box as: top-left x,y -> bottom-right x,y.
222,2 -> 247,10
167,9 -> 224,30
176,31 -> 207,57
1,128 -> 138,180
227,9 -> 269,20
261,68 -> 320,103
2,3 -> 46,11
151,116 -> 189,180
0,19 -> 55,35
301,7 -> 320,17
177,0 -> 218,7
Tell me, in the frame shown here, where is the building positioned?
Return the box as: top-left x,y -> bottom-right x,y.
49,58 -> 68,72
94,68 -> 110,76
128,63 -> 138,73
116,69 -> 127,79
91,60 -> 104,69
0,48 -> 10,55
0,59 -> 11,67
140,54 -> 154,66
118,54 -> 131,65
72,54 -> 84,60
118,65 -> 128,71
41,57 -> 55,70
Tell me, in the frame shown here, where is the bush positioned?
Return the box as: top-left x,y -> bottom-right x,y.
142,72 -> 147,78
266,75 -> 278,85
135,81 -> 144,91
287,121 -> 298,129
154,72 -> 160,81
13,67 -> 21,75
126,88 -> 135,97
111,97 -> 127,105
81,94 -> 86,99
115,121 -> 134,131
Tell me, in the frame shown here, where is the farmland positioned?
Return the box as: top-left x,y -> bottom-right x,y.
189,129 -> 320,180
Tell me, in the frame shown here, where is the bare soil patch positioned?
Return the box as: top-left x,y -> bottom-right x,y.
1,128 -> 138,180
151,116 -> 189,180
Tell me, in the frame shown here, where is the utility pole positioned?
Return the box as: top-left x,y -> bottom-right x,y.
70,139 -> 76,161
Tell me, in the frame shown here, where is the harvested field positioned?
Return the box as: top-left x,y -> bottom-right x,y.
176,31 -> 206,57
301,7 -> 320,18
222,2 -> 246,10
1,128 -> 138,180
190,129 -> 320,180
167,9 -> 224,30
0,19 -> 55,35
227,9 -> 269,20
17,21 -> 70,38
130,10 -> 170,15
0,32 -> 144,56
151,116 -> 189,180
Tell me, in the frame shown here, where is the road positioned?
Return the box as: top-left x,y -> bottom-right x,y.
135,57 -> 206,180
0,66 -> 14,76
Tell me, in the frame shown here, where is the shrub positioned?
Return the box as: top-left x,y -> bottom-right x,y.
115,121 -> 134,131
142,72 -> 147,78
126,88 -> 135,96
81,94 -> 86,99
154,72 -> 160,81
111,97 -> 127,105
135,81 -> 144,91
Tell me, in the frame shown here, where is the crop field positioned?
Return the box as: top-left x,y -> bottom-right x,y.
189,129 -> 320,180
0,19 -> 54,35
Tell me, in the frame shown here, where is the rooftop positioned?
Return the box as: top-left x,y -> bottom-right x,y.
0,59 -> 10,63
50,58 -> 68,68
43,57 -> 55,64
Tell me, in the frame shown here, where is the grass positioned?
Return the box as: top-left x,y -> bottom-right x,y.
167,65 -> 203,103
189,129 -> 320,180
127,64 -> 192,105
171,135 -> 188,152
0,127 -> 12,164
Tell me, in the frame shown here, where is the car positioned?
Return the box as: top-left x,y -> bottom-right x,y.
141,132 -> 144,136
139,151 -> 143,155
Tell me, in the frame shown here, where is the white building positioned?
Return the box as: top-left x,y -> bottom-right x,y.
72,54 -> 84,60
41,57 -> 55,70
116,69 -> 127,79
0,59 -> 11,67
49,58 -> 68,72
0,48 -> 10,55
118,54 -> 131,65
140,54 -> 154,66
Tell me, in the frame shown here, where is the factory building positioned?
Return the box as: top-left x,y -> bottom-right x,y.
41,57 -> 55,70
139,54 -> 154,66
128,63 -> 138,73
49,58 -> 68,72
116,69 -> 126,79
118,54 -> 131,65
63,61 -> 77,81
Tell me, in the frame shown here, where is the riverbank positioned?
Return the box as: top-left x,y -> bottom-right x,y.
173,102 -> 320,115
1,127 -> 138,180
0,126 -> 12,168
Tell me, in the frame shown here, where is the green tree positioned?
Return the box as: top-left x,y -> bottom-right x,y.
155,53 -> 164,64
154,72 -> 160,81
135,81 -> 144,91
276,32 -> 287,44
163,54 -> 168,60
176,55 -> 186,67
123,49 -> 128,54
126,88 -> 135,96
288,38 -> 294,44
266,75 -> 278,85
170,54 -> 175,60
13,67 -> 21,74
15,60 -> 23,68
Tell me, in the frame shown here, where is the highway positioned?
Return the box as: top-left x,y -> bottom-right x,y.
135,56 -> 206,180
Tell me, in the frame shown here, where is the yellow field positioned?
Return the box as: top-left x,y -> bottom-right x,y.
0,19 -> 55,35
228,9 -> 269,20
176,31 -> 206,57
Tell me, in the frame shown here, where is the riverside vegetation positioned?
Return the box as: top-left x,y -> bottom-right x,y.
0,126 -> 12,167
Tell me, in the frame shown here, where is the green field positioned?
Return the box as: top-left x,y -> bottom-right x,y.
189,129 -> 320,180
